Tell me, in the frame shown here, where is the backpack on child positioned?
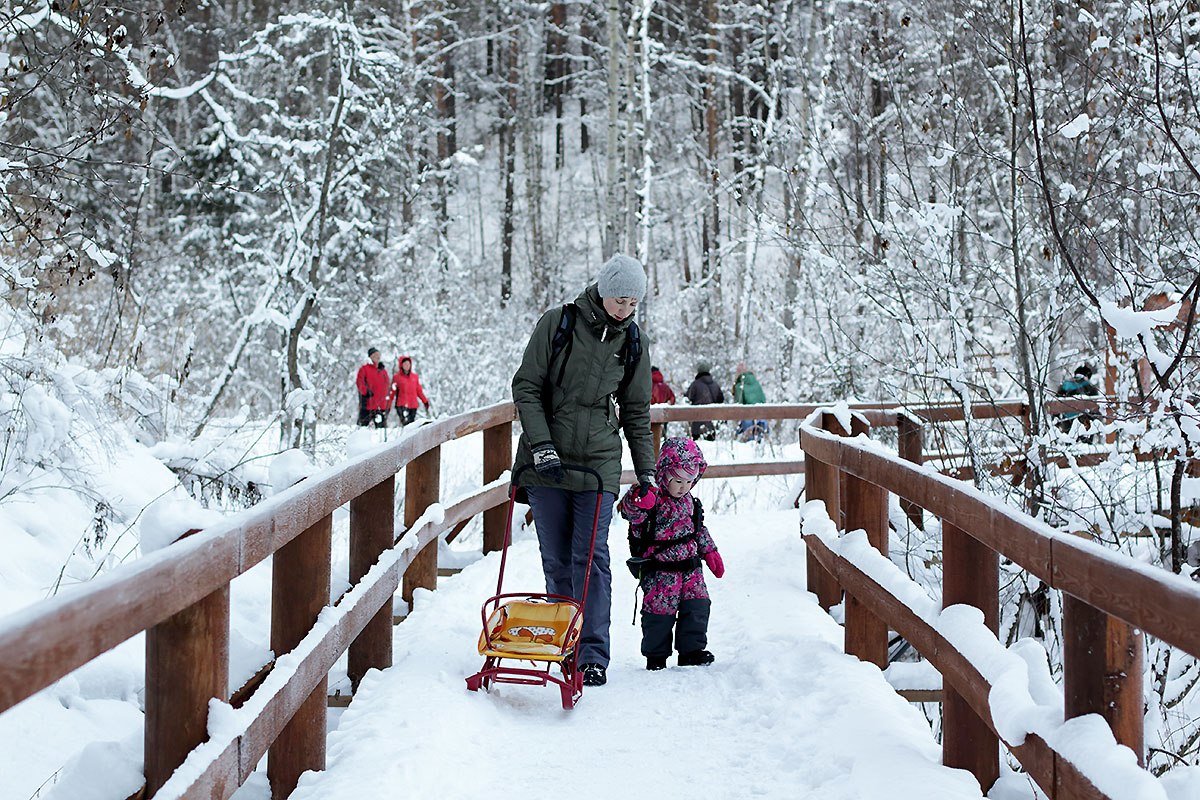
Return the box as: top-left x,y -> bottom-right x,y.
625,497 -> 705,579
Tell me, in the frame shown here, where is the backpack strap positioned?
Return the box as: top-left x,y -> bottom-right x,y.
616,321 -> 642,399
628,504 -> 659,559
543,304 -> 577,420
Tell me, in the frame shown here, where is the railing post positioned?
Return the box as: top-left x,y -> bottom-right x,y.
803,412 -> 842,610
483,422 -> 512,554
403,446 -> 441,605
268,514 -> 332,797
1063,595 -> 1145,765
942,523 -> 999,791
896,412 -> 924,529
842,440 -> 889,668
145,585 -> 230,797
652,421 -> 665,458
348,475 -> 395,691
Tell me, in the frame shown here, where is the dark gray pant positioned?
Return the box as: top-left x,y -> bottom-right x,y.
525,486 -> 615,668
641,598 -> 711,658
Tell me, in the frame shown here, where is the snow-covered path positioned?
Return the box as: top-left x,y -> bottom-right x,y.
289,510 -> 985,800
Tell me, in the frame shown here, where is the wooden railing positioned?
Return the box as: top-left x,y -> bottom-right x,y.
800,409 -> 1200,799
0,396 -> 1181,799
0,402 -> 518,799
0,400 -> 852,799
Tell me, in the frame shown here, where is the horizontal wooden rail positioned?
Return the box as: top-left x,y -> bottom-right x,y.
800,424 -> 1200,656
800,408 -> 1195,797
805,535 -> 1110,800
648,401 -> 898,423
0,403 -> 517,716
145,478 -> 511,800
618,460 -> 805,485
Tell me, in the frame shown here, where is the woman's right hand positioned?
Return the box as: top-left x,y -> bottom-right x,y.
631,480 -> 658,510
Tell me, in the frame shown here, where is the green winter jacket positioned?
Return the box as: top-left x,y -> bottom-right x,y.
733,371 -> 767,405
512,285 -> 655,495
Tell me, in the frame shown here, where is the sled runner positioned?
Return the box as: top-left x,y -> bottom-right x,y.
465,463 -> 604,710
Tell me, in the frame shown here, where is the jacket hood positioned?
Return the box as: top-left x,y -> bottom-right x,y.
575,284 -> 635,339
396,355 -> 413,373
655,436 -> 708,485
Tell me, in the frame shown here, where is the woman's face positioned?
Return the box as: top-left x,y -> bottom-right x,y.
602,295 -> 638,322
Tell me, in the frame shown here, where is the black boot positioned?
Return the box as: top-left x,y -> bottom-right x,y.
580,663 -> 608,686
646,656 -> 667,671
678,649 -> 715,667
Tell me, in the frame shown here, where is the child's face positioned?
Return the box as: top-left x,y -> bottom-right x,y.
664,472 -> 697,498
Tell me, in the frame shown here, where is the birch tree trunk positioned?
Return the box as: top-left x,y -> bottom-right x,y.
603,0 -> 623,258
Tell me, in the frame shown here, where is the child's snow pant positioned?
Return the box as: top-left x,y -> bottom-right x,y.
641,599 -> 711,658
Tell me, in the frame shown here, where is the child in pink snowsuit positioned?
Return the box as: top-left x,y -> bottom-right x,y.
618,437 -> 725,670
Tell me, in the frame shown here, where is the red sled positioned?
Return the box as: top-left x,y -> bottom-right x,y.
465,464 -> 604,710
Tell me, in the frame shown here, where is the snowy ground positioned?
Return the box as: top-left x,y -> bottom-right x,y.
286,510 -> 988,800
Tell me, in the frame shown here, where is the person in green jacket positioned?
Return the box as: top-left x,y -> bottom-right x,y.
511,254 -> 656,687
733,362 -> 768,442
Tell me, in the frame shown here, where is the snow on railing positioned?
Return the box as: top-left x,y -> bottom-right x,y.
799,408 -> 1200,800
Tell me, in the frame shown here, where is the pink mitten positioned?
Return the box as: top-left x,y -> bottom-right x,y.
703,550 -> 725,578
632,484 -> 658,510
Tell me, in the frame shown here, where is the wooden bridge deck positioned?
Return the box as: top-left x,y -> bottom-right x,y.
288,510 -> 986,800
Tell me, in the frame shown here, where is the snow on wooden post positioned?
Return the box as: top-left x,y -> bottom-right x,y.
802,412 -> 843,610
483,422 -> 512,554
896,412 -> 924,530
941,522 -> 999,791
403,446 -> 442,604
348,475 -> 395,691
842,413 -> 889,668
144,582 -> 230,797
1063,593 -> 1145,766
268,513 -> 332,797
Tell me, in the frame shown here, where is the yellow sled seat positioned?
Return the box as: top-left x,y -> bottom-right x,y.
478,600 -> 582,662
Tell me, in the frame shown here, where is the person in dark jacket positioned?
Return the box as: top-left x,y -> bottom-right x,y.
511,254 -> 656,688
684,361 -> 724,440
392,355 -> 431,426
355,348 -> 391,427
650,366 -> 676,405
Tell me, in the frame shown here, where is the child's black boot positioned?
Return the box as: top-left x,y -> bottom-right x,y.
646,656 -> 667,671
678,649 -> 715,667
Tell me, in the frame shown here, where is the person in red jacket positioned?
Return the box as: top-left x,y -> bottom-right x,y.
355,347 -> 391,427
650,366 -> 676,405
392,355 -> 431,426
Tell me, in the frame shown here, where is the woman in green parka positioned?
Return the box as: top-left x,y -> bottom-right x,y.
511,254 -> 657,687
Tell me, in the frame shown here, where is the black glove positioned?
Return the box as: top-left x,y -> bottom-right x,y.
636,472 -> 656,496
532,442 -> 565,483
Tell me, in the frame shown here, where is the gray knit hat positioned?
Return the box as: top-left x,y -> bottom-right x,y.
597,254 -> 647,300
